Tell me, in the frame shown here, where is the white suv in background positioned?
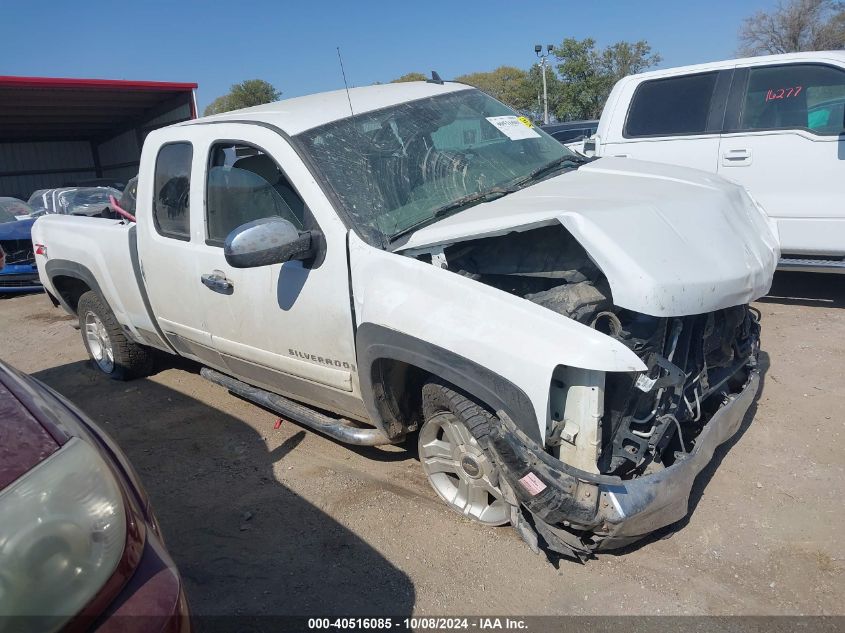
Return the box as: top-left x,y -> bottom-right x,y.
584,52 -> 845,272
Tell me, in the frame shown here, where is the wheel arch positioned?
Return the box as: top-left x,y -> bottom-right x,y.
356,323 -> 542,443
44,259 -> 103,315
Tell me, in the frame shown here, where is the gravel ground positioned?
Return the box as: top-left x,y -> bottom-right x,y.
0,271 -> 842,618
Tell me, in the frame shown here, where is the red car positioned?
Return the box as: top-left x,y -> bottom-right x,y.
0,360 -> 189,632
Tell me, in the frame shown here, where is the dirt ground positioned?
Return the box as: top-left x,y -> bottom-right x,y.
1,271 -> 843,617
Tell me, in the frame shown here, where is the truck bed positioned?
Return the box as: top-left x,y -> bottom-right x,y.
31,215 -> 165,349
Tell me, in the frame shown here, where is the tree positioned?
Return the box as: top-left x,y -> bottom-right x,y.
204,79 -> 281,116
391,72 -> 428,83
551,38 -> 661,120
738,0 -> 845,55
526,63 -> 564,121
454,66 -> 536,113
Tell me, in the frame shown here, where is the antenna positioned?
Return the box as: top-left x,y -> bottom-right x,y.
336,46 -> 354,117
427,71 -> 444,85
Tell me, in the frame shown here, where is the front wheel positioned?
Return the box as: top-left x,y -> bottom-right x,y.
78,290 -> 153,380
419,379 -> 510,526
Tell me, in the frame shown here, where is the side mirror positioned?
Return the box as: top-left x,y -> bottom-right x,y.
224,217 -> 316,268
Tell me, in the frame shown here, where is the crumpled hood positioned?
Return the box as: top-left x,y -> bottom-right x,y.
397,157 -> 779,317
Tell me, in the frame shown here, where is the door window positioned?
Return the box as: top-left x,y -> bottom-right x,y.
205,142 -> 305,245
153,143 -> 192,240
624,72 -> 719,137
739,64 -> 845,135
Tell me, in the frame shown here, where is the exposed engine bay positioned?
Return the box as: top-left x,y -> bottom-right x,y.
413,224 -> 760,480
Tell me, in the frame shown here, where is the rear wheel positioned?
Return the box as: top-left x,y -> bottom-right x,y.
419,379 -> 510,526
78,290 -> 153,380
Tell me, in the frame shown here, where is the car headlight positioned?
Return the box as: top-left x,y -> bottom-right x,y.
0,437 -> 126,632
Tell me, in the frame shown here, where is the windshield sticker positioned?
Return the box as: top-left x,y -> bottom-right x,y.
486,116 -> 541,140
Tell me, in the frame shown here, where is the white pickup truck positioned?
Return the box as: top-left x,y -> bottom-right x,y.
33,80 -> 779,558
579,51 -> 845,272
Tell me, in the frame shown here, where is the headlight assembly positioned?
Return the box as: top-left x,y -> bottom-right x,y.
0,437 -> 127,633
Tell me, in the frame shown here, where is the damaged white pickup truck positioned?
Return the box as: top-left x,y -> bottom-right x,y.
32,80 -> 780,558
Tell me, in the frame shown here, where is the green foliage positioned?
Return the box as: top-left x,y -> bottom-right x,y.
526,63 -> 562,118
551,38 -> 661,120
391,72 -> 428,83
454,66 -> 537,114
204,79 -> 282,116
444,39 -> 660,122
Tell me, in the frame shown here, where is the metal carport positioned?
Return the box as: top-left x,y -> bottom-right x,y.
0,76 -> 197,198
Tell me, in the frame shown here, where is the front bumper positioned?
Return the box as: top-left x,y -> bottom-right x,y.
0,265 -> 43,294
489,367 -> 760,555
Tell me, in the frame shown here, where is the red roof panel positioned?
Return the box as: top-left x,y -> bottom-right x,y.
0,75 -> 197,141
0,76 -> 197,91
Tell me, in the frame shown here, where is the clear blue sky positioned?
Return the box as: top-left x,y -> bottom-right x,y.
1,0 -> 776,110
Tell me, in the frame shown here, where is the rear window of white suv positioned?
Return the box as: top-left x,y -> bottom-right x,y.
624,72 -> 719,137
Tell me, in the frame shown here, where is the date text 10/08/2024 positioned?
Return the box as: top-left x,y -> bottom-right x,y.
307,618 -> 529,631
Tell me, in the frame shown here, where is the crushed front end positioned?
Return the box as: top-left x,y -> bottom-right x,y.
488,307 -> 761,557
412,224 -> 764,557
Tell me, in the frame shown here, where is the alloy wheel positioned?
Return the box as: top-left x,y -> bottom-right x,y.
418,412 -> 509,525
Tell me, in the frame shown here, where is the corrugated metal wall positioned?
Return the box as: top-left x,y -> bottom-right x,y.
97,130 -> 139,168
0,99 -> 194,200
0,141 -> 95,199
94,102 -> 193,184
96,130 -> 139,187
144,102 -> 192,128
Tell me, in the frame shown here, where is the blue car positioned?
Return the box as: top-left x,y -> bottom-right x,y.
0,216 -> 42,294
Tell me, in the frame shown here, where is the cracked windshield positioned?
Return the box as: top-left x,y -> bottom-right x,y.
296,89 -> 576,240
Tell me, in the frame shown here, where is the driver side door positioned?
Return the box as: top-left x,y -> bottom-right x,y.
189,123 -> 367,420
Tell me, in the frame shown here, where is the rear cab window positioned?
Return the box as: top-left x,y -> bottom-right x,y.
153,143 -> 192,240
204,142 -> 305,246
739,63 -> 845,135
624,72 -> 719,137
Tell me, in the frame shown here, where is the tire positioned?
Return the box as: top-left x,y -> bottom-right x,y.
419,378 -> 510,526
77,290 -> 154,380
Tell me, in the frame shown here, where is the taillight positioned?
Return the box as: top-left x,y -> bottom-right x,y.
34,244 -> 47,257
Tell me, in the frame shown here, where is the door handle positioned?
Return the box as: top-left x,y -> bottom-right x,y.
722,148 -> 752,165
201,271 -> 234,294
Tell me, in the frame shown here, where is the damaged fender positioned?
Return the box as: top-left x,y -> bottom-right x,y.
348,231 -> 645,441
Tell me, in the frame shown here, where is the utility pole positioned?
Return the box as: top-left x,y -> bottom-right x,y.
534,44 -> 553,125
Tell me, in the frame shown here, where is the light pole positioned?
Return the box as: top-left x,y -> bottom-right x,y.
534,44 -> 553,125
